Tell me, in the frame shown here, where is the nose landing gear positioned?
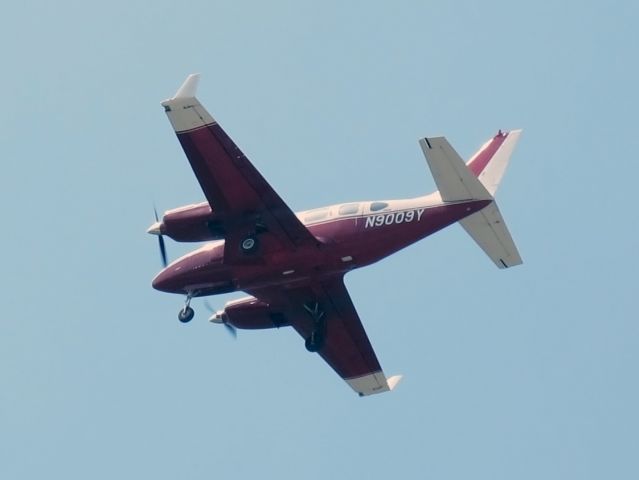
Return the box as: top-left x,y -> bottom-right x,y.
178,306 -> 194,323
178,292 -> 195,323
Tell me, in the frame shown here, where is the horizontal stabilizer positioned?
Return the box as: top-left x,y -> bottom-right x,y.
419,137 -> 492,202
460,202 -> 522,268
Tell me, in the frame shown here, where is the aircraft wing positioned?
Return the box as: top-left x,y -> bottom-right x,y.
161,74 -> 318,262
250,276 -> 402,396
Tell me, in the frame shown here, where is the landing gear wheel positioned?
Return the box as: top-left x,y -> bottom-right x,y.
178,306 -> 195,323
305,332 -> 324,352
239,235 -> 259,254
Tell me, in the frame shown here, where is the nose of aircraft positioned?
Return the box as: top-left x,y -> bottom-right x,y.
152,266 -> 183,293
151,246 -> 215,294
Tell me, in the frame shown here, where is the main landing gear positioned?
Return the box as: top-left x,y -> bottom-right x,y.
178,292 -> 195,323
304,302 -> 326,352
238,220 -> 267,256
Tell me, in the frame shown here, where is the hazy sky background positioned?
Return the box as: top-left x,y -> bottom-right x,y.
2,1 -> 637,478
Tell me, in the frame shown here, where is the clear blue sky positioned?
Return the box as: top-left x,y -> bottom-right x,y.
2,1 -> 637,478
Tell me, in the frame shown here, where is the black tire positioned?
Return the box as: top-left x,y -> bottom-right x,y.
305,332 -> 324,352
178,306 -> 195,323
239,235 -> 259,254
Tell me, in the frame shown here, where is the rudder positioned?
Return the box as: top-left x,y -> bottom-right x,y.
467,130 -> 522,195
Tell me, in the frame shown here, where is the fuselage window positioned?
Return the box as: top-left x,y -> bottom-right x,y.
370,201 -> 389,212
304,209 -> 330,223
338,203 -> 360,216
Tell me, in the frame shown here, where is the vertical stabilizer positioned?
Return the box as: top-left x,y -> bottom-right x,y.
467,130 -> 522,195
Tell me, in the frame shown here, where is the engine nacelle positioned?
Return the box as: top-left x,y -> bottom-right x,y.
160,202 -> 225,242
211,297 -> 287,330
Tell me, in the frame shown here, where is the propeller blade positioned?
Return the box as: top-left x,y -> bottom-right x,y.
204,300 -> 214,313
224,323 -> 238,339
153,205 -> 168,268
158,234 -> 168,268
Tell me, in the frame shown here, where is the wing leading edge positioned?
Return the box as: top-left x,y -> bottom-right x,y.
251,276 -> 402,396
161,74 -> 318,262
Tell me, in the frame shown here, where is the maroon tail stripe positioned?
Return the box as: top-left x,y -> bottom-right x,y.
468,131 -> 508,176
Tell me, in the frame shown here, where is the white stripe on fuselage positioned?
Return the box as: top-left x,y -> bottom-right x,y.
295,193 -> 443,227
364,208 -> 425,229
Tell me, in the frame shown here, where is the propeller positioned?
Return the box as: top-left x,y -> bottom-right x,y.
224,322 -> 238,339
204,300 -> 237,339
153,206 -> 168,268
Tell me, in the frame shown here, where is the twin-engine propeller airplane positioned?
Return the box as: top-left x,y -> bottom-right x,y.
149,74 -> 523,396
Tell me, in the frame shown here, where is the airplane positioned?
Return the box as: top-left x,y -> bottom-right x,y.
149,74 -> 523,397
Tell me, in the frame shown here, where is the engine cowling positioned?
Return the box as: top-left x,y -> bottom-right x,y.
211,297 -> 287,330
159,202 -> 225,242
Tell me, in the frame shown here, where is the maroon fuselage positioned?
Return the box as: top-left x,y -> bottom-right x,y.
152,199 -> 491,297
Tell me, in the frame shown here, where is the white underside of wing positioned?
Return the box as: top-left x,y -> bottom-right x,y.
346,371 -> 403,396
161,73 -> 216,133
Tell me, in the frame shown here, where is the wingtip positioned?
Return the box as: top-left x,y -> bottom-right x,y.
173,73 -> 200,99
387,374 -> 403,391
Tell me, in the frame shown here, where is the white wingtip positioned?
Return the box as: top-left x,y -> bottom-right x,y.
173,73 -> 200,99
387,375 -> 403,391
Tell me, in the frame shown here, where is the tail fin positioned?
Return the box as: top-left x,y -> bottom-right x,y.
419,131 -> 523,269
467,129 -> 522,195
